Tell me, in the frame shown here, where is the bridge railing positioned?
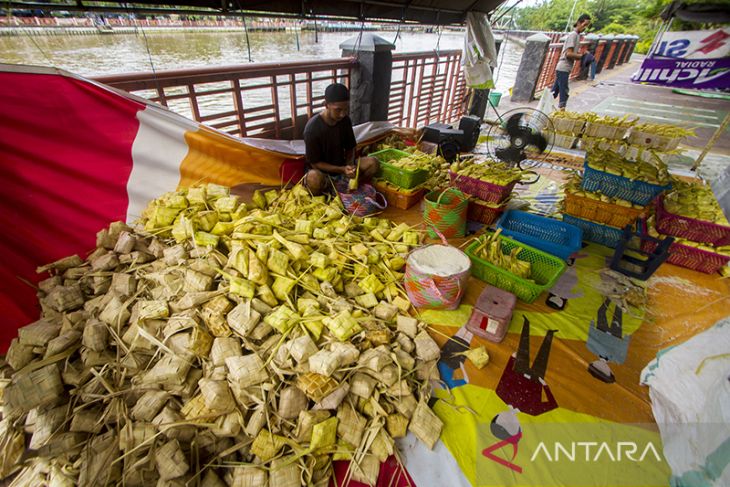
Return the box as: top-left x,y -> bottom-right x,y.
389,50 -> 468,128
95,58 -> 356,139
514,33 -> 638,102
93,50 -> 469,139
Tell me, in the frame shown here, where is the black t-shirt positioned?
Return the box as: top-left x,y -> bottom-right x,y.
303,113 -> 357,171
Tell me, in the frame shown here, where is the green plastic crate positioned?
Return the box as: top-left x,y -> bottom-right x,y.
465,232 -> 567,303
369,148 -> 431,189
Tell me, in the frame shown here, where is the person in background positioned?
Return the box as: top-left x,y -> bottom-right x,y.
303,83 -> 379,195
552,13 -> 592,110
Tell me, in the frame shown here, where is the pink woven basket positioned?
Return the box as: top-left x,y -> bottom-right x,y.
642,239 -> 730,274
449,171 -> 517,204
656,195 -> 730,247
403,229 -> 471,310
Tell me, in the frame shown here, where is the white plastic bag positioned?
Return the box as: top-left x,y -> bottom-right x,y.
462,12 -> 497,89
535,87 -> 556,118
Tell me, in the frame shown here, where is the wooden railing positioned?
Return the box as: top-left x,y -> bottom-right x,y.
95,58 -> 356,139
389,50 -> 468,128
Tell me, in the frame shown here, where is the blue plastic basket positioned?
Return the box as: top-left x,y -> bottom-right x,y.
496,210 -> 583,260
581,160 -> 671,206
562,214 -> 624,248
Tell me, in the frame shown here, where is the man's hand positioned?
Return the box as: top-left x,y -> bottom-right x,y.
343,165 -> 357,178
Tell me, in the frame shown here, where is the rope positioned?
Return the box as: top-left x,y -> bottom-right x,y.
232,0 -> 253,62
392,21 -> 402,45
25,31 -> 54,67
123,4 -> 161,97
354,20 -> 366,52
242,15 -> 253,62
12,0 -> 54,67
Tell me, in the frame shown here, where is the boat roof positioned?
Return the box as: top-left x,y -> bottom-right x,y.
7,0 -> 508,25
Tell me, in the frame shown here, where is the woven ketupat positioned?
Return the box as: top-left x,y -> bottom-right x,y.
423,188 -> 469,238
408,400 -> 444,449
296,373 -> 339,402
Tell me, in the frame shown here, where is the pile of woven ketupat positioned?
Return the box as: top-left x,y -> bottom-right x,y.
1,183 -> 445,487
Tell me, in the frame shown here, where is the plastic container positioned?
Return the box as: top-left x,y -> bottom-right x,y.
581,160 -> 671,206
488,91 -> 503,107
404,240 -> 471,310
549,131 -> 578,149
449,171 -> 517,204
466,285 -> 517,343
641,239 -> 730,274
465,232 -> 567,303
467,199 -> 507,225
496,210 -> 583,261
563,191 -> 644,229
583,122 -> 627,140
369,148 -> 431,189
562,213 -> 625,248
627,130 -> 681,152
551,117 -> 585,135
423,188 -> 469,238
655,194 -> 730,247
623,145 -> 673,164
373,180 -> 425,210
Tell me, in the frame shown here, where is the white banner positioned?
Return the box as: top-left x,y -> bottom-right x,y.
651,28 -> 730,59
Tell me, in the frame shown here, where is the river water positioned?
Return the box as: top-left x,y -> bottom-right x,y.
1,30 -> 522,116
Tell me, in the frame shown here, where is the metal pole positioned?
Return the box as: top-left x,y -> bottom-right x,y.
691,111 -> 730,172
565,0 -> 579,32
647,18 -> 671,58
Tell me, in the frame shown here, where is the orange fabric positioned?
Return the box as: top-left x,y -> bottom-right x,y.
180,127 -> 298,188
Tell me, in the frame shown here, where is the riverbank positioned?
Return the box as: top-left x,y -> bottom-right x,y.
0,17 -> 444,36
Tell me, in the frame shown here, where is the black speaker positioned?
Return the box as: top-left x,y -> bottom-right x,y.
458,115 -> 481,152
421,116 -> 482,161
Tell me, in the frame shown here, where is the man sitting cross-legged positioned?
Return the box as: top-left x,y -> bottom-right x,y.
303,83 -> 379,195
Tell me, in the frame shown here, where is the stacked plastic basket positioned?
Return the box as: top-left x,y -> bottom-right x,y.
642,194 -> 730,274
548,112 -> 689,163
369,148 -> 430,209
449,170 -> 515,226
562,153 -> 670,249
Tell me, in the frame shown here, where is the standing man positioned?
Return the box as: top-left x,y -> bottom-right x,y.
303,83 -> 379,195
552,13 -> 591,110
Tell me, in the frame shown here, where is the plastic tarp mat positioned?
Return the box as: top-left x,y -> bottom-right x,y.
641,318 -> 730,487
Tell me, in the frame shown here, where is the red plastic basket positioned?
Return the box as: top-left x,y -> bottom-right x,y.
656,194 -> 730,247
642,239 -> 730,274
449,171 -> 517,204
467,199 -> 507,225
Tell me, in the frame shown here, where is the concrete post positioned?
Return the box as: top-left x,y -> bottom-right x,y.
616,34 -> 628,65
578,33 -> 600,80
340,34 -> 395,125
596,34 -> 614,74
624,35 -> 639,63
468,35 -> 503,120
511,33 -> 551,103
608,35 -> 626,68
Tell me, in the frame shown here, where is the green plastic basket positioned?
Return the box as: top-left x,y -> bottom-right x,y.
369,148 -> 431,189
465,232 -> 567,303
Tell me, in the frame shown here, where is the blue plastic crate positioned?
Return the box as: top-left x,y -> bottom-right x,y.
581,160 -> 671,206
496,210 -> 583,260
562,214 -> 624,249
